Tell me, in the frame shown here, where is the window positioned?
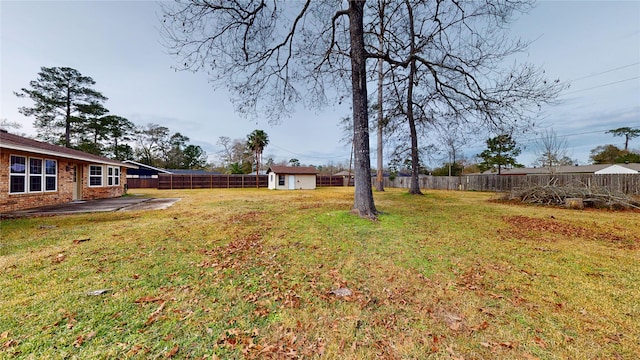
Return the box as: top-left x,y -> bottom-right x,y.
9,155 -> 26,193
29,158 -> 43,192
89,165 -> 103,186
45,160 -> 57,191
107,166 -> 120,186
9,155 -> 57,194
278,175 -> 285,186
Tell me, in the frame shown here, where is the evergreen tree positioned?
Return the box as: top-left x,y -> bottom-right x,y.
478,134 -> 523,174
15,67 -> 108,147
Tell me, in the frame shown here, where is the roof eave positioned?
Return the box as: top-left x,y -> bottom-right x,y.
2,143 -> 137,168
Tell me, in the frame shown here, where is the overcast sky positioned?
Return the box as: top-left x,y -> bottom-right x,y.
1,1 -> 639,167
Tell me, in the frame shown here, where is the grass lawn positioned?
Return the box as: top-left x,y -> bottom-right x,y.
1,187 -> 638,359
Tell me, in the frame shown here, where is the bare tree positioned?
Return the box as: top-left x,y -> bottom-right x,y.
532,129 -> 573,173
161,0 -> 377,218
370,0 -> 565,194
160,0 -> 564,215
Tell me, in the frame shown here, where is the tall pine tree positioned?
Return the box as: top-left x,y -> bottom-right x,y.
15,66 -> 108,148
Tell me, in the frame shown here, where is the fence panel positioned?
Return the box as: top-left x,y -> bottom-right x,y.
126,178 -> 159,189
376,174 -> 639,195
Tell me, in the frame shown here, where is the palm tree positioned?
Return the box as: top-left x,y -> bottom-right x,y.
247,130 -> 269,187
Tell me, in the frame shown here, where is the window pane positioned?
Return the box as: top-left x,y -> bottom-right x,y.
45,160 -> 57,175
10,175 -> 25,193
90,166 -> 102,176
29,176 -> 42,192
108,177 -> 113,186
108,167 -> 113,176
46,176 -> 57,191
10,156 -> 26,174
30,158 -> 43,174
90,177 -> 102,186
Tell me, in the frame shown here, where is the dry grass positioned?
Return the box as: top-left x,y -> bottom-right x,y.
1,187 -> 638,359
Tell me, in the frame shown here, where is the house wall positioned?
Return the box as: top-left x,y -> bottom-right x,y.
0,150 -> 126,213
293,175 -> 316,190
268,173 -> 316,190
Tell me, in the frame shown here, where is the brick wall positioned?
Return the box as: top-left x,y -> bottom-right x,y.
0,150 -> 127,213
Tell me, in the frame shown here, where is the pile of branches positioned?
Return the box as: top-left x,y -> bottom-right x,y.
504,181 -> 640,210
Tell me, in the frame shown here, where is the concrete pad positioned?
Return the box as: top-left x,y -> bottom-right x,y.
1,197 -> 180,218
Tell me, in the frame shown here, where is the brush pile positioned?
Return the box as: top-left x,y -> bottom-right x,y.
504,181 -> 640,210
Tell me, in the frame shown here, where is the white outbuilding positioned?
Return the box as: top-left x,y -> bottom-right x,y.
267,166 -> 318,190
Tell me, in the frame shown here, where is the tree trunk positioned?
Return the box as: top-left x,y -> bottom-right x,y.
405,0 -> 422,195
349,0 -> 377,218
65,84 -> 71,148
407,61 -> 422,195
375,2 -> 385,192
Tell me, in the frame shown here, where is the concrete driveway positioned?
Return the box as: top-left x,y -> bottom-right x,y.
2,196 -> 180,218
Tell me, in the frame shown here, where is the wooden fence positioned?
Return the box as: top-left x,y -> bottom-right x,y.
128,173 -> 639,195
126,178 -> 159,189
127,175 -> 347,189
378,174 -> 640,195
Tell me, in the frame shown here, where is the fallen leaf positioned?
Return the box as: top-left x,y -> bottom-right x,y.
3,339 -> 17,348
165,344 -> 179,358
52,253 -> 66,264
0,332 -> 8,339
73,335 -> 84,347
145,301 -> 166,325
471,321 -> 489,331
534,336 -> 547,349
126,344 -> 143,356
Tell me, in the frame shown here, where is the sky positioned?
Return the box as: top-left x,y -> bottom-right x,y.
1,0 -> 639,168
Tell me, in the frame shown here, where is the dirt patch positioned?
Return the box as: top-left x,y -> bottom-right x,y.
501,215 -> 637,249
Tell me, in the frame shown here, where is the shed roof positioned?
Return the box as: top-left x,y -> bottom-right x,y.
267,166 -> 318,175
1,130 -> 136,168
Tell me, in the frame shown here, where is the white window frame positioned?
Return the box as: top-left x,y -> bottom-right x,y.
45,159 -> 57,192
9,155 -> 27,194
107,166 -> 120,186
28,157 -> 43,192
89,165 -> 103,187
9,155 -> 57,194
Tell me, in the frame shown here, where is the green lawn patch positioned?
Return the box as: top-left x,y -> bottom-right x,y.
1,188 -> 638,359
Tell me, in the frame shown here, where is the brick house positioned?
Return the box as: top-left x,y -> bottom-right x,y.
1,130 -> 137,212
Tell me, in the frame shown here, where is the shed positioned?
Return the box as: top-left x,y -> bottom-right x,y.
0,130 -> 137,212
267,166 -> 318,190
594,164 -> 640,174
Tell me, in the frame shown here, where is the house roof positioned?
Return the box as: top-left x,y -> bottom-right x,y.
594,164 -> 639,174
1,130 -> 137,168
167,169 -> 222,175
267,166 -> 318,175
474,163 -> 640,175
123,160 -> 171,174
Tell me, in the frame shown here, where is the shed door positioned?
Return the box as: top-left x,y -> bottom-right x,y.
288,175 -> 295,190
